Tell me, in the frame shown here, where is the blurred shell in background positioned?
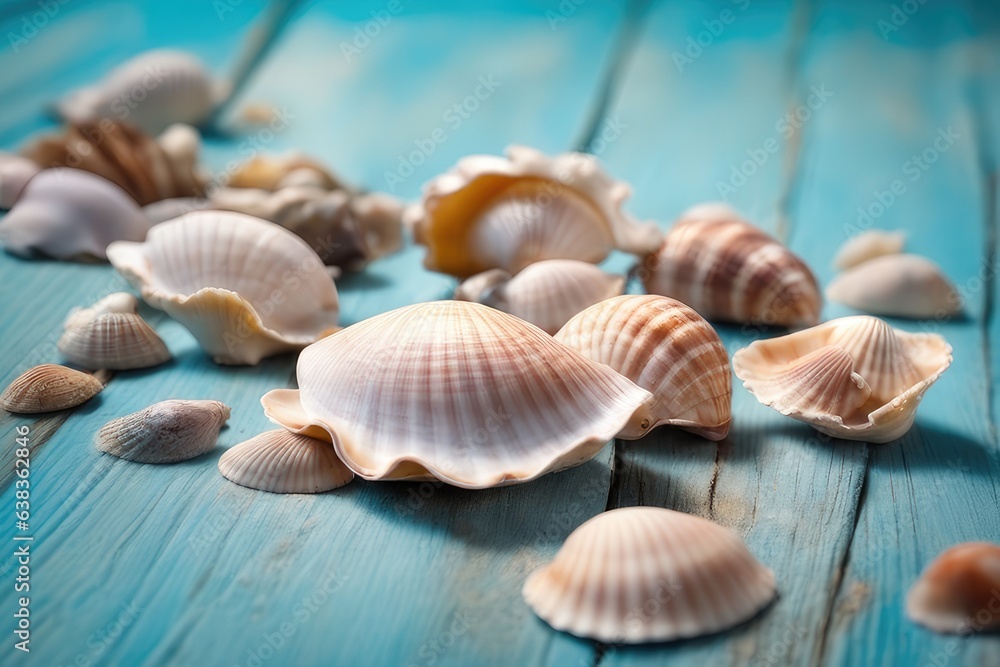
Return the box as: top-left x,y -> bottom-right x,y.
833,229 -> 906,270
0,153 -> 41,209
826,254 -> 961,319
906,542 -> 1000,634
227,152 -> 344,191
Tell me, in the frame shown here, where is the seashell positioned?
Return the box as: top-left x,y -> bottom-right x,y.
349,191 -> 405,260
218,429 -> 354,493
56,50 -> 217,135
21,121 -> 206,206
260,301 -> 652,488
0,169 -> 150,260
1,364 -> 104,413
59,312 -> 170,370
642,203 -> 821,327
227,152 -> 343,191
826,254 -> 961,319
408,145 -> 662,278
63,292 -> 139,330
733,316 -> 952,442
522,507 -> 776,643
906,542 -> 1000,634
107,211 -> 339,365
96,399 -> 230,463
455,260 -> 625,335
555,295 -> 732,440
0,153 -> 41,209
833,229 -> 905,270
142,197 -> 209,224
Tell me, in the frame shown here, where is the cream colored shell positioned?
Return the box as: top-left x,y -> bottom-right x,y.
826,254 -> 961,319
261,301 -> 652,489
59,311 -> 170,371
906,542 -> 1000,634
219,430 -> 354,493
833,229 -> 905,270
96,399 -> 230,463
0,153 -> 40,209
1,365 -> 104,413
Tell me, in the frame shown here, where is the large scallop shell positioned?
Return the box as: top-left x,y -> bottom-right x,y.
455,259 -> 625,335
219,430 -> 354,493
96,399 -> 230,463
733,316 -> 952,442
906,542 -> 1000,634
555,295 -> 731,440
0,169 -> 150,260
833,229 -> 905,270
260,301 -> 653,489
642,203 -> 821,327
106,211 -> 340,365
57,50 -> 217,135
1,364 -> 104,413
408,145 -> 662,278
0,153 -> 40,209
522,507 -> 776,643
826,254 -> 961,319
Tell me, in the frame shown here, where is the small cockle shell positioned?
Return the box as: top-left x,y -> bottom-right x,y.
22,121 -> 206,205
833,229 -> 906,270
59,294 -> 170,370
906,542 -> 1000,634
455,259 -> 625,335
642,203 -> 821,327
96,399 -> 230,463
0,153 -> 41,209
556,295 -> 732,440
408,145 -> 662,278
522,507 -> 776,643
219,430 -> 354,493
57,50 -> 217,135
261,301 -> 652,489
826,254 -> 961,319
107,211 -> 340,365
733,316 -> 952,442
1,364 -> 104,413
0,169 -> 150,260
227,152 -> 344,191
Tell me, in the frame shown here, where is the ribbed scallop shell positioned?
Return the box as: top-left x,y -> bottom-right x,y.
455,260 -> 625,335
733,316 -> 951,443
408,145 -> 662,278
642,203 -> 821,327
833,229 -> 905,270
260,301 -> 652,489
0,169 -> 150,260
522,507 -> 776,643
107,211 -> 340,365
555,295 -> 732,440
906,542 -> 1000,634
59,312 -> 170,370
96,399 -> 230,463
64,292 -> 139,330
1,364 -> 104,413
0,153 -> 40,209
57,50 -> 216,135
826,254 -> 961,319
219,430 -> 354,493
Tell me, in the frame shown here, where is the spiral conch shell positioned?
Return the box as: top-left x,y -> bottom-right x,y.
0,169 -> 150,260
261,301 -> 652,489
642,203 -> 821,327
826,254 -> 961,319
408,145 -> 662,278
96,399 -> 230,463
556,295 -> 731,440
1,365 -> 104,414
733,316 -> 952,442
219,430 -> 354,493
59,293 -> 170,370
523,507 -> 776,643
906,542 -> 1000,634
455,260 -> 625,335
107,211 -> 340,365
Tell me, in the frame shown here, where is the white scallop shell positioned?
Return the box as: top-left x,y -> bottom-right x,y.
1,364 -> 104,414
96,399 -> 230,463
906,542 -> 1000,634
57,50 -> 216,135
0,169 -> 150,260
408,145 -> 662,277
219,430 -> 354,493
59,311 -> 170,370
261,301 -> 652,489
455,259 -> 625,334
0,153 -> 40,209
826,254 -> 961,319
833,229 -> 905,270
523,507 -> 776,643
555,295 -> 732,440
64,292 -> 140,330
107,211 -> 340,365
733,316 -> 952,443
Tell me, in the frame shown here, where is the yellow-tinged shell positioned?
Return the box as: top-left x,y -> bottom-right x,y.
261,301 -> 653,489
96,399 -> 230,463
107,211 -> 340,365
227,152 -> 343,191
219,430 -> 354,493
906,542 -> 1000,634
408,145 -> 662,278
455,259 -> 625,334
733,316 -> 951,443
642,203 -> 821,327
1,364 -> 104,413
833,229 -> 905,270
522,507 -> 776,643
556,295 -> 731,440
826,254 -> 961,319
